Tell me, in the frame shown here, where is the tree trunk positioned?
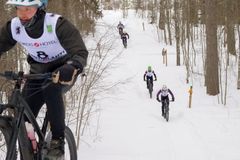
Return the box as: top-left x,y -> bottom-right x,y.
174,0 -> 181,66
159,0 -> 165,30
205,0 -> 219,95
226,0 -> 236,56
237,25 -> 240,89
166,0 -> 172,45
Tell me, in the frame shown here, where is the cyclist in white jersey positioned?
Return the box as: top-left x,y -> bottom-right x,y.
0,0 -> 88,159
143,66 -> 157,89
156,85 -> 175,116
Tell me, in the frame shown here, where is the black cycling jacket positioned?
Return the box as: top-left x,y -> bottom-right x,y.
0,9 -> 88,74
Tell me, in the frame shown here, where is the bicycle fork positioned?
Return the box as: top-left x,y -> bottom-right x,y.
6,110 -> 34,160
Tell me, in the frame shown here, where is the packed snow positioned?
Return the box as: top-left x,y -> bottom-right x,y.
78,10 -> 240,160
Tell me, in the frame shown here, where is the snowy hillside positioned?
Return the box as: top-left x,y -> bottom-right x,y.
79,10 -> 240,160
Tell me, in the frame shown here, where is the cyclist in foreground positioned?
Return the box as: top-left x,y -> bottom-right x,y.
0,0 -> 88,159
156,85 -> 175,117
143,66 -> 157,89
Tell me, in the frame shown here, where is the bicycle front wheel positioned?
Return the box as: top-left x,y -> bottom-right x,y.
165,111 -> 169,122
148,84 -> 153,98
165,106 -> 169,122
0,117 -> 17,160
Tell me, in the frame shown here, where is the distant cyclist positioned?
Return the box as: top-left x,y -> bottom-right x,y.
117,21 -> 124,35
156,85 -> 175,116
143,66 -> 157,89
121,31 -> 129,48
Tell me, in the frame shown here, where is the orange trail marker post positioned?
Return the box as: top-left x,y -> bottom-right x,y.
188,86 -> 193,108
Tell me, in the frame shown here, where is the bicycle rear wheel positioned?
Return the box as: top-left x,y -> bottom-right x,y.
0,117 -> 17,160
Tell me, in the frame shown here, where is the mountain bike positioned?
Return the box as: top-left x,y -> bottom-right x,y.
146,79 -> 153,98
0,71 -> 77,160
122,38 -> 127,48
159,99 -> 173,122
145,79 -> 156,99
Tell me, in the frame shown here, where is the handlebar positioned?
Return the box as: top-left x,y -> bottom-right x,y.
157,100 -> 174,102
144,79 -> 157,81
0,71 -> 58,82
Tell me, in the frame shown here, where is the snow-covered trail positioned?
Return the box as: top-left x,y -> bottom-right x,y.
79,10 -> 240,160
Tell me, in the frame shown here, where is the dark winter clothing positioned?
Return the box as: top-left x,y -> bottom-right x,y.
143,70 -> 157,88
117,23 -> 124,35
156,89 -> 175,115
121,32 -> 129,47
117,23 -> 124,30
121,32 -> 129,39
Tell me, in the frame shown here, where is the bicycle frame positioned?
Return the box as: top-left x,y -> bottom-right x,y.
0,72 -> 51,160
146,79 -> 153,97
147,79 -> 153,89
122,38 -> 127,48
162,99 -> 169,114
162,99 -> 173,122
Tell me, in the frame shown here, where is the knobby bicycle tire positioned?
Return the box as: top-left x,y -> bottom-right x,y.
148,83 -> 153,98
0,117 -> 17,160
164,104 -> 169,122
45,126 -> 77,160
165,111 -> 169,122
65,126 -> 77,160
